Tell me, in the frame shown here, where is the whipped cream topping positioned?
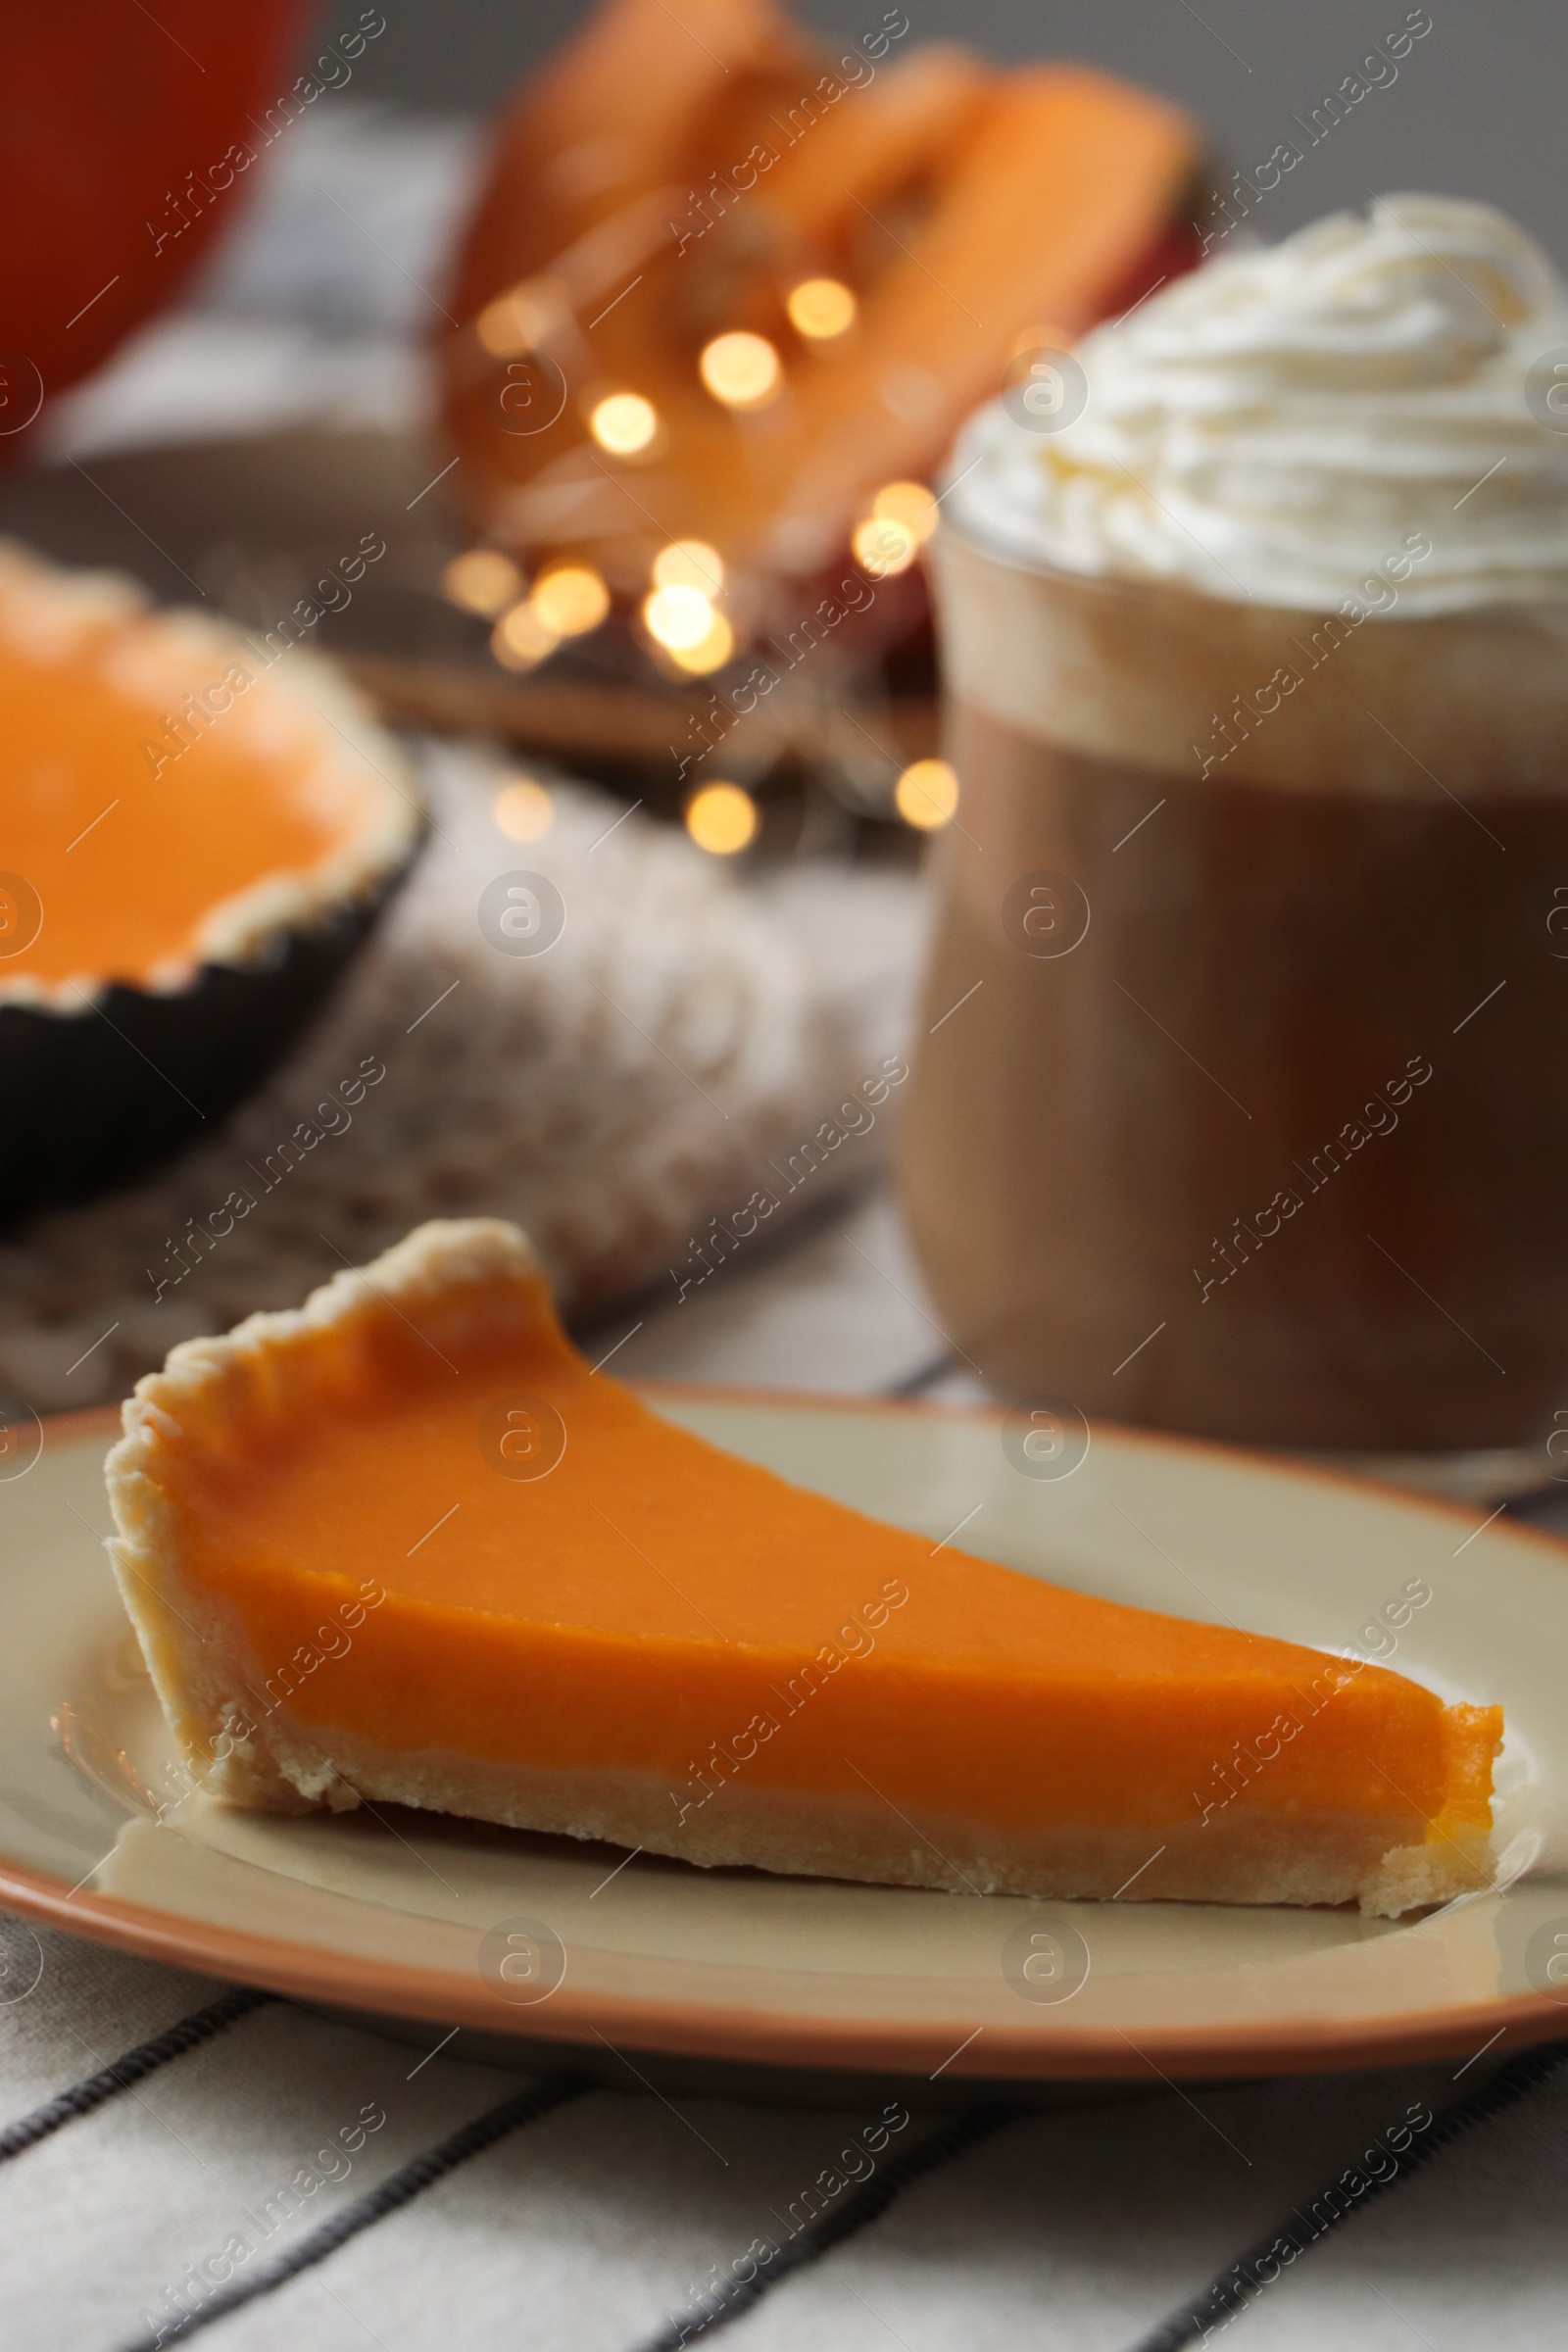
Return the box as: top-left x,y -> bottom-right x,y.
948,195 -> 1568,613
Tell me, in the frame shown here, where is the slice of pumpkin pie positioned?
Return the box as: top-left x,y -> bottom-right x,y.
106,1219 -> 1501,1915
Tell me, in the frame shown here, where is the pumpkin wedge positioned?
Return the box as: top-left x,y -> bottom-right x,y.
442,0 -> 1202,583
106,1219 -> 1501,1915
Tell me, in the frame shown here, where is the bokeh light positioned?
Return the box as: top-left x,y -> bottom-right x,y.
653,539 -> 724,594
442,549 -> 522,617
873,480 -> 939,544
853,514 -> 918,577
531,564 -> 610,636
664,611 -> 735,674
493,776 -> 555,841
685,782 -> 758,855
894,758 -> 959,831
476,282 -> 552,356
1009,319 -> 1071,361
643,583 -> 715,650
787,278 -> 858,341
589,391 -> 659,454
491,601 -> 560,670
699,331 -> 782,410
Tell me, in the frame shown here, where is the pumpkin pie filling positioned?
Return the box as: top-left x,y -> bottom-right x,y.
0,647 -> 342,989
0,541 -> 416,1001
107,1219 -> 1501,1915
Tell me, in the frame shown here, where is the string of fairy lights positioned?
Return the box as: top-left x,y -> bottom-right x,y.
440,270 -> 962,858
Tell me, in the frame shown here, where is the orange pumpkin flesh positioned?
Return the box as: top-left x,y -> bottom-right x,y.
0,2 -> 313,422
441,0 -> 1202,586
108,1221 -> 1500,1915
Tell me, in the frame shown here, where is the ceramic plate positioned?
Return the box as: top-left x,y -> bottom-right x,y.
3,1392 -> 1567,2092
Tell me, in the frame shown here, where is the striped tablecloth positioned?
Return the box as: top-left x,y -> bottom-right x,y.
5,1189 -> 1567,2352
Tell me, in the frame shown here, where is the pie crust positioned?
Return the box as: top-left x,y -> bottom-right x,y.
106,1220 -> 1502,1916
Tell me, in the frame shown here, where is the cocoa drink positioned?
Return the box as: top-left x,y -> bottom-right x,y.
901,196 -> 1568,1452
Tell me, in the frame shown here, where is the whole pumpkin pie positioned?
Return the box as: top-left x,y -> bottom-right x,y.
106,1219 -> 1501,1915
0,540 -> 417,1227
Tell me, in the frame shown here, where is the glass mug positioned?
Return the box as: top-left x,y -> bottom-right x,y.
899,514 -> 1568,1457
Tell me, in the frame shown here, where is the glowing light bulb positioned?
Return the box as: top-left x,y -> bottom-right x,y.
664,612 -> 735,674
685,782 -> 758,855
589,392 -> 659,455
531,564 -> 610,637
852,514 -> 917,577
652,539 -> 724,594
787,277 -> 857,341
491,601 -> 560,671
873,480 -> 939,545
894,759 -> 959,831
493,776 -> 554,842
442,549 -> 522,617
643,583 -> 715,651
699,331 -> 781,410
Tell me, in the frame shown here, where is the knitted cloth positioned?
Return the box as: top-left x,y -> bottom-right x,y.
0,746 -> 923,1411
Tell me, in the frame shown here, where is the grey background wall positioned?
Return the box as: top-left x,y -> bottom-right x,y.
308,1 -> 1568,265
